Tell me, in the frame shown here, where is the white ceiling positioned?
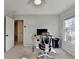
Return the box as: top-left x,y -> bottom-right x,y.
4,0 -> 75,15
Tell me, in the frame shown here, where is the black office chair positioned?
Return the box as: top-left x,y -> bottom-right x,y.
37,35 -> 54,59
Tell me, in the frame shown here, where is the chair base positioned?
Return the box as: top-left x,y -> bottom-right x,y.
37,53 -> 54,59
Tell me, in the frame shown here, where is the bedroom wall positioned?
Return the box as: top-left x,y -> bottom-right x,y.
14,15 -> 60,46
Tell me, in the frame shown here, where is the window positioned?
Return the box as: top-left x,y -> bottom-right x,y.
64,17 -> 75,44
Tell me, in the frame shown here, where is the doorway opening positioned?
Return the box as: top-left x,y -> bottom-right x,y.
14,20 -> 23,47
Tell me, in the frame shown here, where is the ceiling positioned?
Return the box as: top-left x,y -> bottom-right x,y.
4,0 -> 75,15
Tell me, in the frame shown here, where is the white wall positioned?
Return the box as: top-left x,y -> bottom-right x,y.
14,15 -> 60,46
59,5 -> 75,56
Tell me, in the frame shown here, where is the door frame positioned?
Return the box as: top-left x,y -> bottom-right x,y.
4,16 -> 6,52
14,20 -> 24,45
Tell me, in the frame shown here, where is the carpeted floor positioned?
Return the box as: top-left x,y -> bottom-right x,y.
4,46 -> 75,59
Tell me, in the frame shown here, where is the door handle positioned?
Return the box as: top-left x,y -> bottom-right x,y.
6,35 -> 8,36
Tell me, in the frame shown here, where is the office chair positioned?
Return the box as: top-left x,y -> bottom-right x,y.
37,35 -> 54,59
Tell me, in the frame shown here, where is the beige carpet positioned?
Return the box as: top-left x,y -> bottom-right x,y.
4,46 -> 75,59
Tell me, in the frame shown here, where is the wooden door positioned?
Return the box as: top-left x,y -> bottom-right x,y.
14,20 -> 23,45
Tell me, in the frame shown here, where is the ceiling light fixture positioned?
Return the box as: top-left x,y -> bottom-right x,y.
34,0 -> 42,5
27,0 -> 46,6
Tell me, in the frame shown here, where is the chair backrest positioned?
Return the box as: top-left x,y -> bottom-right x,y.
42,35 -> 52,52
36,33 -> 52,52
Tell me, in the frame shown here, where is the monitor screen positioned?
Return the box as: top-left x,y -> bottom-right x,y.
37,29 -> 47,35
